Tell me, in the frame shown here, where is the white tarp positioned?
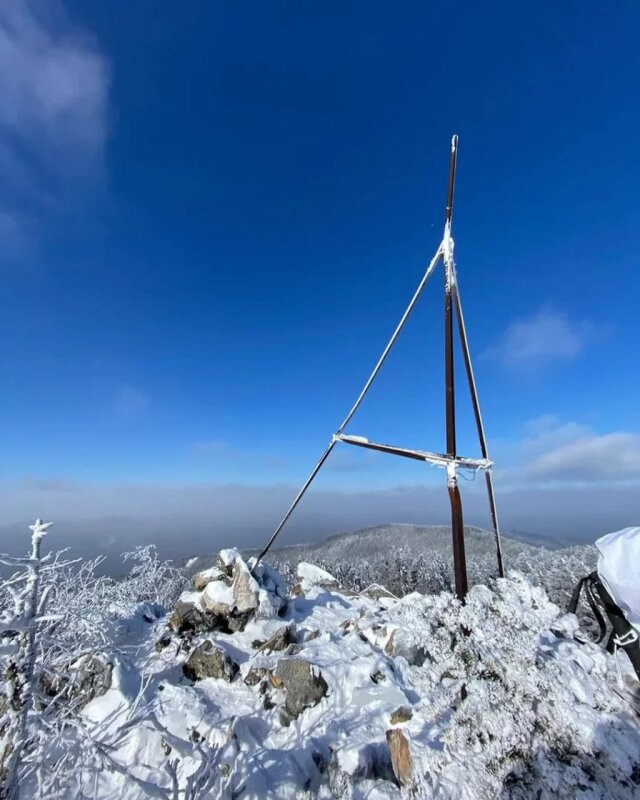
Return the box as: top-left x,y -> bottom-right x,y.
596,527 -> 640,632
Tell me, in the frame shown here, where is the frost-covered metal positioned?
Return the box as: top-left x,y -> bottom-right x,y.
255,136 -> 504,596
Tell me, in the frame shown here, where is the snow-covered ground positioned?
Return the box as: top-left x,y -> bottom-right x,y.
35,551 -> 640,799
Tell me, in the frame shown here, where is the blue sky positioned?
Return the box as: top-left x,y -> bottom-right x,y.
1,0 -> 639,551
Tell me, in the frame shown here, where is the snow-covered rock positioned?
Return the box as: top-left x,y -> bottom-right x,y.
201,577 -> 236,615
230,558 -> 260,612
193,566 -> 225,592
293,561 -> 341,597
170,550 -> 288,639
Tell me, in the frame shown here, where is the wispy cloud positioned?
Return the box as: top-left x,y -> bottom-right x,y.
506,414 -> 640,483
0,0 -> 110,252
526,432 -> 640,482
484,307 -> 600,371
113,386 -> 149,419
521,414 -> 592,453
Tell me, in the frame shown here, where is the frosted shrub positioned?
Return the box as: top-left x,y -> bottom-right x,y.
0,523 -> 189,799
116,544 -> 184,611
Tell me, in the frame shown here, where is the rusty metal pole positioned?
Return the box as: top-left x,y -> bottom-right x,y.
452,285 -> 505,578
443,135 -> 468,600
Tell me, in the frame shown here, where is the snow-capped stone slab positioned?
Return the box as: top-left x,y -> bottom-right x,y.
293,562 -> 340,598
218,547 -> 241,573
201,578 -> 235,615
193,566 -> 225,592
231,558 -> 260,612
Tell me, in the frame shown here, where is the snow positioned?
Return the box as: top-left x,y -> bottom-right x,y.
5,531 -> 640,799
28,556 -> 640,799
596,527 -> 640,631
218,548 -> 240,568
202,579 -> 235,610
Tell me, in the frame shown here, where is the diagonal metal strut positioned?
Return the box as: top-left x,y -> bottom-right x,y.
254,243 -> 444,564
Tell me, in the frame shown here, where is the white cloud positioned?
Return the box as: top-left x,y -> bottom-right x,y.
485,307 -> 597,370
113,386 -> 149,419
526,432 -> 640,482
521,414 -> 592,453
0,0 -> 110,250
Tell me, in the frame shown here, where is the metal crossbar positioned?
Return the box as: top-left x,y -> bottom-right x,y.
335,434 -> 492,471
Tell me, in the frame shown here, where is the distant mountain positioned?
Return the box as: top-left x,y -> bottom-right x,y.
269,523 -> 539,564
185,523 -> 596,614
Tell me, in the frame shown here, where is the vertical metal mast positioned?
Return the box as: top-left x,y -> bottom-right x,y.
443,135 -> 468,601
254,135 -> 503,594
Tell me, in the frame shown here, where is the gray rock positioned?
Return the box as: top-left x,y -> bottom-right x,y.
183,641 -> 238,682
275,658 -> 328,718
256,622 -> 297,653
169,600 -> 213,634
75,655 -> 112,701
226,610 -> 253,633
243,666 -> 269,686
201,581 -> 234,617
390,705 -> 413,725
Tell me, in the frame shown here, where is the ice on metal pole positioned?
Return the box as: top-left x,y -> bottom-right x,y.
443,134 -> 469,601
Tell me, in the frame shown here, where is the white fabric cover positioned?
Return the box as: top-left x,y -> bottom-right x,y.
596,527 -> 640,633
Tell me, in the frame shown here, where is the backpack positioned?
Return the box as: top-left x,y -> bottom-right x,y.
567,527 -> 640,682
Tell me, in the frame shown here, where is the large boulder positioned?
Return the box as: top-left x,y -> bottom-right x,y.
201,579 -> 236,616
183,641 -> 238,682
275,657 -> 328,718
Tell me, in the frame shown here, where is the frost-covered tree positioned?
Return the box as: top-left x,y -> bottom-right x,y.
0,520 -> 54,798
0,521 -> 193,799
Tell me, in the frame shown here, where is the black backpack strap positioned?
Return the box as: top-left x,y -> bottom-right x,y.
567,572 -> 607,644
591,573 -> 640,681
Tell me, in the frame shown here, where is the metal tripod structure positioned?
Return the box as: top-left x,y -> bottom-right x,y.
255,135 -> 504,599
